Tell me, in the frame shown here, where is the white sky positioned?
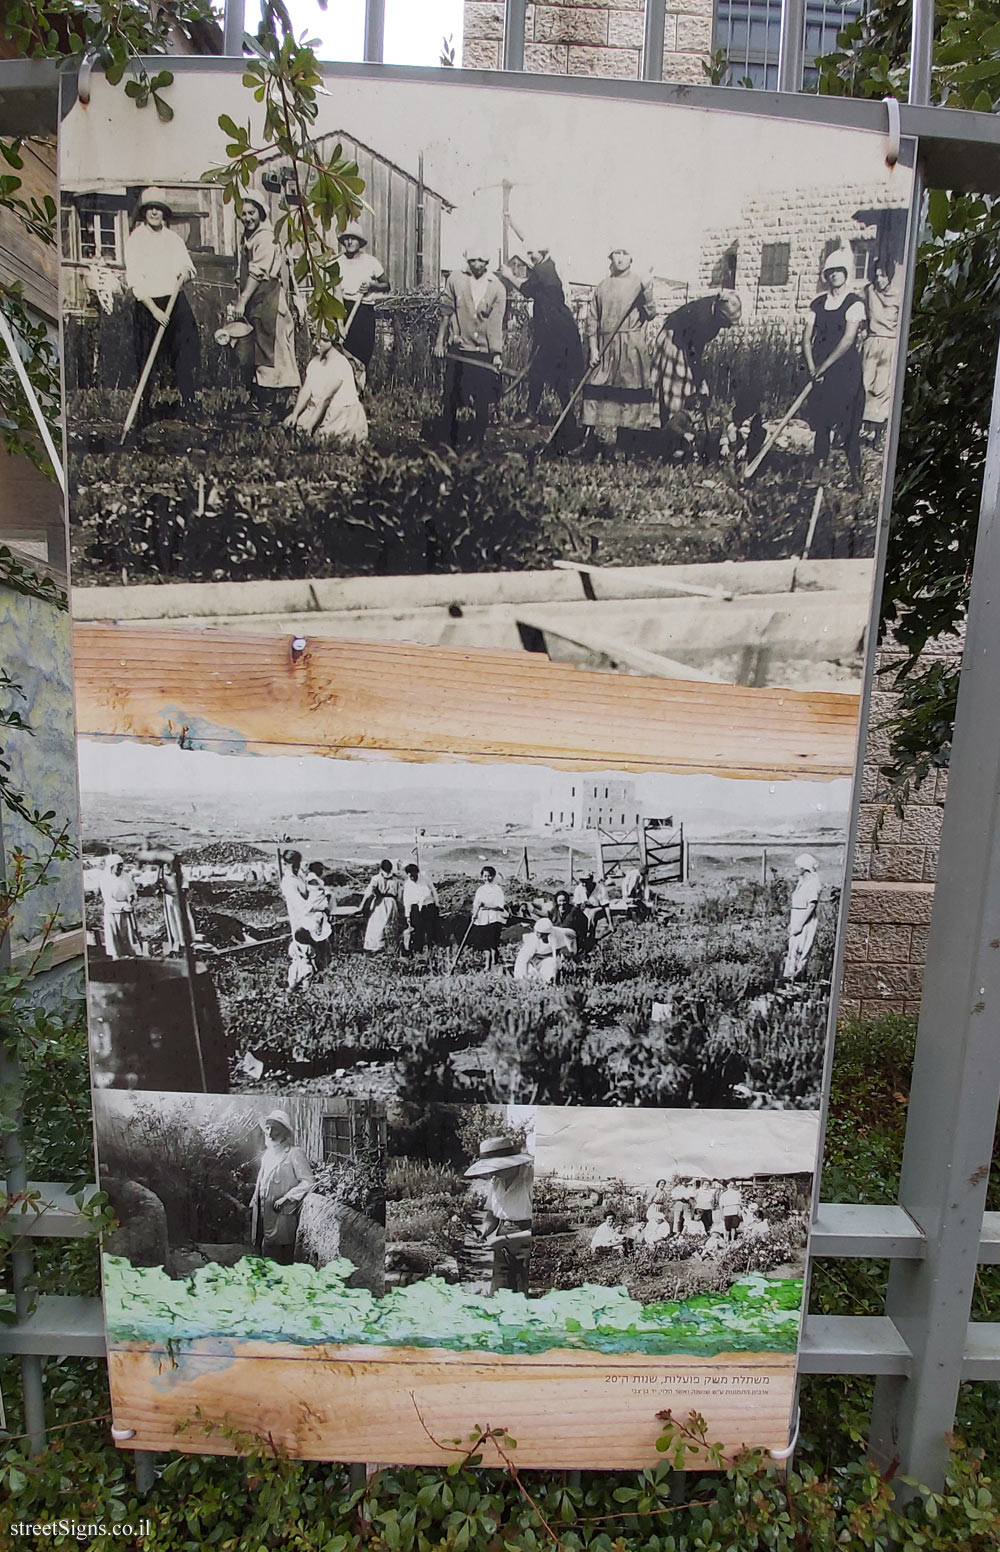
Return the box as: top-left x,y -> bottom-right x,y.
534,1107 -> 819,1183
285,0 -> 465,67
63,73 -> 911,282
77,739 -> 849,837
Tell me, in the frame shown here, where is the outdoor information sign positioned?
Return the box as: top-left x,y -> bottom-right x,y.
62,66 -> 916,1465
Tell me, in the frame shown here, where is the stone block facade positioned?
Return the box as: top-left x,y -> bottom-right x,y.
461,0 -> 711,83
840,634 -> 958,1021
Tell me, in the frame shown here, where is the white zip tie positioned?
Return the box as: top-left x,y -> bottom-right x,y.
111,1425 -> 136,1441
768,1402 -> 800,1462
883,96 -> 901,168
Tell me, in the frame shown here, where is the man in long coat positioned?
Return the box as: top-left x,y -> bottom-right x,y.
433,248 -> 507,446
581,247 -> 657,456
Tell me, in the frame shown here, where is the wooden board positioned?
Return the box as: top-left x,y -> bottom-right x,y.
72,624 -> 860,779
107,1344 -> 796,1466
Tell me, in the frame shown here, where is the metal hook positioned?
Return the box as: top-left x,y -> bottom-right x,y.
77,50 -> 99,106
883,96 -> 901,168
768,1403 -> 800,1462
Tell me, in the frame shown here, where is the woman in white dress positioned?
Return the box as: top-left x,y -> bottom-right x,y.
469,865 -> 507,972
100,855 -> 142,959
250,1110 -> 316,1264
361,859 -> 401,953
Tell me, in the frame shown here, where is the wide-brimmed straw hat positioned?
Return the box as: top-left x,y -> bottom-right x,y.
795,853 -> 819,872
261,1108 -> 294,1134
340,224 -> 368,247
136,186 -> 174,221
464,1135 -> 532,1178
534,917 -> 555,937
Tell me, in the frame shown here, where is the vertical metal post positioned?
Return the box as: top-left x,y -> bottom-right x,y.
776,0 -> 806,92
868,331 -> 1000,1490
222,0 -> 245,55
641,0 -> 666,83
364,0 -> 385,64
0,810 -> 47,1455
909,0 -> 934,105
503,0 -> 527,71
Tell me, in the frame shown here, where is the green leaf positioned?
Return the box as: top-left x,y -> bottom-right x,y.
927,189 -> 951,239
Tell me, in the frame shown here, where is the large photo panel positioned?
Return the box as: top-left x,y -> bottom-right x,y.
63,70 -> 914,689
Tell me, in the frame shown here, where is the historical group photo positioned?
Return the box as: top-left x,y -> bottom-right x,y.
80,739 -> 848,1113
529,1107 -> 815,1341
62,73 -> 912,686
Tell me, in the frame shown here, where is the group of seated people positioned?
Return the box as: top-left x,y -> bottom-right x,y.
589,1177 -> 766,1259
513,867 -> 651,984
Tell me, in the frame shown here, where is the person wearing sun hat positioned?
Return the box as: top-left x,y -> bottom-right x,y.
99,852 -> 142,959
783,852 -> 822,981
433,243 -> 508,446
464,1135 -> 533,1294
124,186 -> 200,419
250,1109 -> 316,1264
336,223 -> 389,379
801,245 -> 866,487
230,184 -> 301,412
651,288 -> 743,423
580,245 -> 658,459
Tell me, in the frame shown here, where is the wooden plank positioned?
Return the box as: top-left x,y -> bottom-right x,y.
72,624 -> 860,780
107,1345 -> 795,1466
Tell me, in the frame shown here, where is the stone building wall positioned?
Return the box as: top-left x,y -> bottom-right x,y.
701,184 -> 911,327
462,0 -> 712,84
840,637 -> 955,1020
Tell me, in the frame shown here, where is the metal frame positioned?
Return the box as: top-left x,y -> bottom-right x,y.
7,0 -> 1000,1493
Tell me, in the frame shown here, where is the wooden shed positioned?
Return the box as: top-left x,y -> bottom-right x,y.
309,131 -> 453,291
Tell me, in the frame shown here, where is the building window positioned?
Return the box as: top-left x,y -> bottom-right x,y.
714,0 -> 863,89
759,241 -> 791,286
851,239 -> 876,280
322,1113 -> 353,1160
79,209 -> 118,263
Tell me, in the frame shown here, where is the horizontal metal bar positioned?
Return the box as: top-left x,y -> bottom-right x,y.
979,1213 -> 1000,1264
0,1296 -> 105,1358
0,1297 -> 991,1383
811,1203 -> 926,1260
8,55 -> 1000,195
7,1183 -> 100,1238
799,1315 -> 912,1375
961,1324 -> 1000,1380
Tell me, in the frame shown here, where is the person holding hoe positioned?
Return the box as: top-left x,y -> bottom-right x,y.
230,187 -> 302,416
802,247 -> 866,487
464,1135 -> 533,1295
336,224 -> 389,389
124,187 -> 199,424
580,245 -> 657,460
433,245 -> 507,447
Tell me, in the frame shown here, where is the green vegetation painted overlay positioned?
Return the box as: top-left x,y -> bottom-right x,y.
103,1255 -> 803,1356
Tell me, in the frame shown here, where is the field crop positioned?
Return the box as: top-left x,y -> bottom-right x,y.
175,871 -> 835,1109
66,296 -> 879,586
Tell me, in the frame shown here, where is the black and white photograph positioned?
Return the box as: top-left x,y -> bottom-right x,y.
386,1103 -> 534,1295
531,1106 -> 814,1309
93,1089 -> 386,1292
62,73 -> 913,685
80,739 -> 847,1111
